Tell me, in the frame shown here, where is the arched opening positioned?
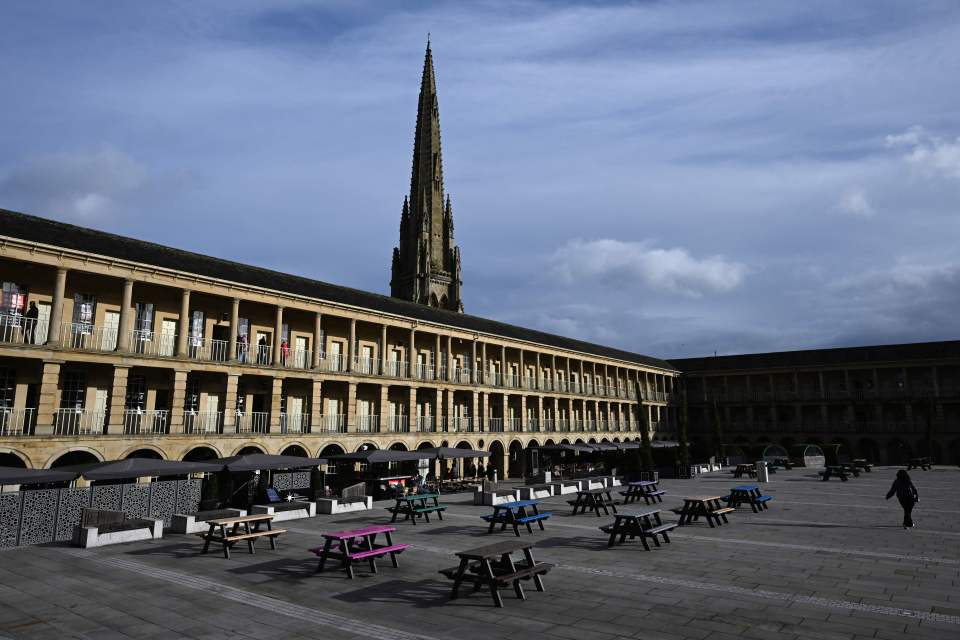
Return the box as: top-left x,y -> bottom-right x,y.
281,444 -> 309,457
183,446 -> 220,462
389,442 -> 408,451
236,445 -> 265,456
488,441 -> 505,479
50,450 -> 99,468
125,448 -> 163,460
417,441 -> 435,450
439,294 -> 448,309
356,442 -> 378,453
544,439 -> 556,446
886,439 -> 911,465
0,451 -> 28,468
508,440 -> 524,478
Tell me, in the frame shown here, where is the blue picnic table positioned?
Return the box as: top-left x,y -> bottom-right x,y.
481,499 -> 552,536
724,485 -> 773,513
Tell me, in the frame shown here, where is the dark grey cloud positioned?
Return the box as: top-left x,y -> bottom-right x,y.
1,1 -> 958,359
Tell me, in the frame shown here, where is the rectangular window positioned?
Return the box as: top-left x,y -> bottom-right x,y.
125,375 -> 146,410
1,282 -> 27,317
282,323 -> 289,343
0,367 -> 15,408
190,310 -> 205,343
134,303 -> 154,334
185,380 -> 200,412
238,318 -> 249,337
71,294 -> 96,332
61,372 -> 86,409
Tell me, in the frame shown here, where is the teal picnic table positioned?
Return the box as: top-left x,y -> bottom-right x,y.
388,492 -> 446,525
482,499 -> 552,536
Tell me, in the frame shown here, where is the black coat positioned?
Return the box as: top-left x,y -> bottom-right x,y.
886,478 -> 918,503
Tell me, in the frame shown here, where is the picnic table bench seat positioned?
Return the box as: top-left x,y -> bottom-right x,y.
388,493 -> 446,525
819,465 -> 850,481
484,500 -> 551,536
677,496 -> 734,527
200,514 -> 284,559
598,508 -> 677,550
440,539 -> 551,608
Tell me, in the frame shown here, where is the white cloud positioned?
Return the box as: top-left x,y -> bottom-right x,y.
837,187 -> 874,217
0,147 -> 145,217
550,239 -> 747,298
886,126 -> 960,180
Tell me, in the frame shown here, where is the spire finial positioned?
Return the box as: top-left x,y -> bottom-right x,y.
427,33 -> 431,50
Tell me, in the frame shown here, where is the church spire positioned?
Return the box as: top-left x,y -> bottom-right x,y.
391,41 -> 464,312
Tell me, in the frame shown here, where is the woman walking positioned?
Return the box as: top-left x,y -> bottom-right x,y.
885,470 -> 919,529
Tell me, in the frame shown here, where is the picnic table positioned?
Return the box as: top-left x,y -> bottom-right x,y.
309,525 -> 407,579
677,496 -> 734,527
568,487 -> 619,517
438,539 -> 553,608
820,465 -> 849,481
619,480 -> 666,505
200,513 -> 285,559
732,463 -> 756,479
908,457 -> 934,471
387,492 -> 446,525
852,458 -> 872,472
481,499 -> 552,536
723,485 -> 773,513
599,508 -> 677,550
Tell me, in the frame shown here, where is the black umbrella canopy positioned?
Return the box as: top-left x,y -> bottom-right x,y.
0,466 -> 78,485
420,447 -> 490,460
215,454 -> 326,472
60,458 -> 223,481
592,443 -> 620,452
325,450 -> 432,464
535,444 -> 595,454
616,442 -> 641,450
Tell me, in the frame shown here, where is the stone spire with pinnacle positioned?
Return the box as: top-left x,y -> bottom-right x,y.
390,39 -> 464,312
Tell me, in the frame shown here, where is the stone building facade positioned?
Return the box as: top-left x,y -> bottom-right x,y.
0,208 -> 680,476
390,42 -> 464,312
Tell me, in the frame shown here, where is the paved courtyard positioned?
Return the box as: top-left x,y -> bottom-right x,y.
1,466 -> 958,640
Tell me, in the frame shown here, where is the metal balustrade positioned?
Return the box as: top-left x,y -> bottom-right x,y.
123,409 -> 169,435
413,363 -> 434,380
506,417 -> 522,432
557,418 -> 570,432
540,377 -> 554,391
542,418 -> 555,432
386,415 -> 409,433
352,356 -> 377,375
488,418 -> 504,432
321,354 -> 347,373
416,416 -> 436,432
355,415 -> 380,433
54,409 -> 106,435
488,372 -> 503,387
188,337 -> 229,362
60,323 -> 117,352
0,314 -> 47,346
319,414 -> 347,433
383,360 -> 407,378
285,348 -> 311,370
505,374 -> 521,388
237,411 -> 269,434
0,407 -> 36,436
524,376 -> 538,390
450,417 -> 473,432
527,418 -> 539,432
451,367 -> 472,384
130,330 -> 177,358
280,412 -> 310,434
184,411 -> 222,434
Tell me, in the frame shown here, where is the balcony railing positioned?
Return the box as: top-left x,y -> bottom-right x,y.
237,411 -> 269,434
524,376 -> 538,390
0,314 -> 48,346
321,354 -> 347,373
488,372 -> 503,387
416,416 -> 436,432
318,414 -> 347,433
284,348 -> 311,370
451,367 -> 472,384
383,360 -> 407,378
280,412 -> 309,433
184,411 -> 222,434
507,417 -> 522,432
540,377 -> 554,392
353,356 -> 377,375
557,418 -> 570,432
130,330 -> 176,358
54,408 -> 106,435
0,407 -> 36,436
542,418 -> 555,432
356,415 -> 380,433
188,337 -> 229,362
526,418 -> 539,432
386,415 -> 409,433
488,418 -> 504,432
505,374 -> 521,388
60,323 -> 117,352
413,363 -> 434,380
123,409 -> 169,435
447,416 -> 472,432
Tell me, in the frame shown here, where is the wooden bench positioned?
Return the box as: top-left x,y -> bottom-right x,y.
439,539 -> 553,608
599,508 -> 677,551
309,525 -> 407,579
677,496 -> 733,527
200,514 -> 285,559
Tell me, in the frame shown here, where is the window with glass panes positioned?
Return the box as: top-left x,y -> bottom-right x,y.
60,372 -> 86,409
125,375 -> 146,409
0,282 -> 27,317
0,368 -> 15,408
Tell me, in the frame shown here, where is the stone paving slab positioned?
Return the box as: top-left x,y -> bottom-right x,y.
0,465 -> 957,640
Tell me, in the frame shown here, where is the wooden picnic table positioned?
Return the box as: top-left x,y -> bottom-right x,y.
908,457 -> 934,471
439,539 -> 553,608
309,525 -> 408,579
599,508 -> 677,550
200,513 -> 285,559
388,492 -> 446,525
568,487 -> 619,517
820,465 -> 849,481
732,463 -> 756,479
620,480 -> 666,505
724,485 -> 773,513
482,499 -> 551,536
851,459 -> 872,472
677,496 -> 733,527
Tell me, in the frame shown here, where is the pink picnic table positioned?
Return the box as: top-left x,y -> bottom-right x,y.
309,525 -> 408,579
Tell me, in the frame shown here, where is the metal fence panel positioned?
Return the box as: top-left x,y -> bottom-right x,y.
0,492 -> 21,548
55,488 -> 92,542
18,489 -> 59,546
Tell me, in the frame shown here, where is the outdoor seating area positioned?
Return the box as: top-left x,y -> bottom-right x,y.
199,513 -> 285,559
599,507 -> 677,550
481,499 -> 552,536
72,508 -> 164,548
309,525 -> 407,579
620,479 -> 666,505
439,539 -> 552,608
387,492 -> 446,524
908,457 -> 935,470
722,485 -> 773,513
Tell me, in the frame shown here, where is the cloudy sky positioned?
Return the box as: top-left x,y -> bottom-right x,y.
2,1 -> 959,359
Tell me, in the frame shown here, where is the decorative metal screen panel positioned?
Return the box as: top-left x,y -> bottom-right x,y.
122,484 -> 151,520
0,492 -> 21,548
55,488 -> 91,542
18,489 -> 59,545
150,480 -> 178,526
176,479 -> 202,515
273,471 -> 312,490
272,472 -> 291,490
91,483 -> 122,512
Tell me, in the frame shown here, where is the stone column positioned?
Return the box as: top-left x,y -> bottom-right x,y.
223,374 -> 239,433
501,344 -> 507,385
409,387 -> 417,431
520,395 -> 527,432
380,324 -> 387,374
481,342 -> 487,384
482,392 -> 489,432
313,312 -> 323,369
170,370 -> 188,433
471,339 -> 478,384
116,279 -> 134,352
310,379 -> 322,433
447,336 -> 454,381
380,384 -> 390,431
446,389 -> 454,432
347,382 -> 357,432
436,388 -> 443,431
471,391 -> 479,430
409,329 -> 416,377
35,360 -> 63,435
434,334 -> 442,380
348,318 -> 356,372
176,289 -> 191,357
107,365 -> 130,433
228,297 -> 240,362
519,349 -> 525,388
534,352 -> 541,390
270,377 -> 283,432
47,268 -> 68,346
272,306 -> 284,366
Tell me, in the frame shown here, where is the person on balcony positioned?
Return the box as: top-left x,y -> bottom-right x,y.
281,339 -> 290,366
257,335 -> 268,365
24,302 -> 39,344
